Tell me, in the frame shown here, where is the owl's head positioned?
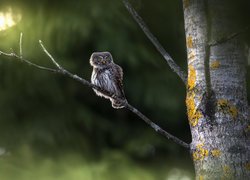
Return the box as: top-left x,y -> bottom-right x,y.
90,52 -> 113,68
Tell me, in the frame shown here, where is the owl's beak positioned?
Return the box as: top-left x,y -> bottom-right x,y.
98,56 -> 106,64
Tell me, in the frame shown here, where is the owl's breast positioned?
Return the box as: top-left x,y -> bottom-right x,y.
91,70 -> 99,85
91,68 -> 117,94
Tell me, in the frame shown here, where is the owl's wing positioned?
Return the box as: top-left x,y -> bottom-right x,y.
113,64 -> 126,99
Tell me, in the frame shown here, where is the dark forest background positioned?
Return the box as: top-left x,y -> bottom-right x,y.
0,0 -> 250,179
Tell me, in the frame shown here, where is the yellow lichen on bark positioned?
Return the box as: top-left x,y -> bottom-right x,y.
188,50 -> 195,61
187,36 -> 193,48
245,125 -> 250,132
211,149 -> 221,157
186,92 -> 202,127
217,99 -> 238,118
199,175 -> 204,180
183,0 -> 190,8
245,162 -> 250,171
193,143 -> 209,161
222,165 -> 232,179
187,65 -> 196,90
229,106 -> 237,118
223,165 -> 231,173
210,60 -> 220,69
186,65 -> 202,126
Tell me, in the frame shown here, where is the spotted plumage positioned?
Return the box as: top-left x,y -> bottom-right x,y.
90,52 -> 126,108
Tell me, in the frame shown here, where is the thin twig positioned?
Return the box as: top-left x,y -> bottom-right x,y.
39,40 -> 62,69
122,0 -> 187,84
19,32 -> 23,58
209,26 -> 250,47
0,33 -> 190,149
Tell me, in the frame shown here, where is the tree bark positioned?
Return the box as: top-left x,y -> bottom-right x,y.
183,0 -> 250,179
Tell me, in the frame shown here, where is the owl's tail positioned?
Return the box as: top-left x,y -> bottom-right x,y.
111,98 -> 127,109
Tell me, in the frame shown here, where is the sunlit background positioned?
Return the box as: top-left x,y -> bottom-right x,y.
0,7 -> 21,31
0,0 -> 249,179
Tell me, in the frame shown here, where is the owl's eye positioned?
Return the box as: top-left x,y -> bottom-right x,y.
106,56 -> 110,61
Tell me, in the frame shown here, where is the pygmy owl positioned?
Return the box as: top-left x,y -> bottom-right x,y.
90,52 -> 127,108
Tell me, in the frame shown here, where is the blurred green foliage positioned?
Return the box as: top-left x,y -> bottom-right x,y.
0,0 -> 249,179
0,146 -> 193,180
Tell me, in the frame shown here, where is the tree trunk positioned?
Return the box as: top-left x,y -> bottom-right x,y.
182,0 -> 250,179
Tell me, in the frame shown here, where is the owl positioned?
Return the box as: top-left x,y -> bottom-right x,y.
90,52 -> 127,108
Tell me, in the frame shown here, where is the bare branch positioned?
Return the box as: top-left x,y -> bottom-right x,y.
123,0 -> 187,84
126,103 -> 190,149
209,26 -> 250,47
0,37 -> 190,149
0,50 -> 59,73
